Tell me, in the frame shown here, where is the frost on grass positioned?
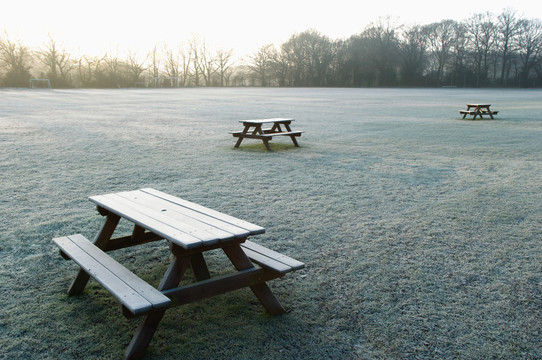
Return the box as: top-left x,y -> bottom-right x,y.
1,88 -> 541,359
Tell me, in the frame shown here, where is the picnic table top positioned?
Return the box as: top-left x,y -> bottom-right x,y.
239,118 -> 294,124
466,104 -> 491,107
89,188 -> 265,249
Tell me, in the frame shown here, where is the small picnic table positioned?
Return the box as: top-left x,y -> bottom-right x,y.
460,104 -> 499,120
53,188 -> 304,359
231,118 -> 303,151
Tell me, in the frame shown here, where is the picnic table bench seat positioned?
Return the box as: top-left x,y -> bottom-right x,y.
460,110 -> 499,116
241,240 -> 305,274
230,130 -> 303,140
53,234 -> 171,316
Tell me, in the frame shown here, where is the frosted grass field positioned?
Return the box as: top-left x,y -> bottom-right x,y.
1,87 -> 541,359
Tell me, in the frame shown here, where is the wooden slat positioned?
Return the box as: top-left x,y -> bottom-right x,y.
69,234 -> 171,309
104,193 -> 221,243
241,247 -> 292,274
90,194 -> 205,249
117,190 -> 250,240
241,240 -> 305,272
140,188 -> 265,235
239,118 -> 294,124
161,267 -> 281,305
53,234 -> 171,315
265,131 -> 303,136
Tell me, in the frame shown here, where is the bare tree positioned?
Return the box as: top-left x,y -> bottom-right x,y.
148,44 -> 161,87
270,46 -> 292,86
216,49 -> 234,86
0,33 -> 31,87
38,35 -> 74,87
516,18 -> 542,87
497,8 -> 522,85
75,55 -> 105,87
281,29 -> 337,86
189,36 -> 204,86
425,20 -> 457,86
465,12 -> 498,86
249,44 -> 275,86
399,25 -> 428,85
127,51 -> 147,86
163,45 -> 180,79
104,52 -> 122,87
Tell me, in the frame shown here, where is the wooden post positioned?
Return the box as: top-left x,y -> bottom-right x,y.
222,244 -> 285,315
124,247 -> 191,360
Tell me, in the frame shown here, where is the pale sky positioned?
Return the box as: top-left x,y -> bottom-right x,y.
1,0 -> 541,59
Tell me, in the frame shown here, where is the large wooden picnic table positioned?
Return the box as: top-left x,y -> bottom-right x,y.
231,118 -> 303,151
53,188 -> 304,359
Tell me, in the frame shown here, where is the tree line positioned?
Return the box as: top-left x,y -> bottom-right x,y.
1,9 -> 541,88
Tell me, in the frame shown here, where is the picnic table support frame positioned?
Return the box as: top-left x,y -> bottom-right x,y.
123,241 -> 285,359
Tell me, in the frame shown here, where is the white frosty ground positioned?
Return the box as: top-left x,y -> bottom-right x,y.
1,88 -> 541,359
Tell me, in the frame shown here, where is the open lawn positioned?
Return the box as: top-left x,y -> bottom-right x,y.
1,87 -> 541,359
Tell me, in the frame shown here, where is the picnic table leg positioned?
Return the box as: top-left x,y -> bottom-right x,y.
253,125 -> 273,151
262,138 -> 272,151
67,213 -> 120,295
234,137 -> 244,148
234,125 -> 251,148
283,122 -> 300,147
289,135 -> 300,147
222,244 -> 285,315
190,252 -> 211,281
124,249 -> 191,360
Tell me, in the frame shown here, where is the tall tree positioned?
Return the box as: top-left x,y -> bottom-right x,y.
497,8 -> 521,85
515,18 -> 542,87
425,20 -> 457,86
358,18 -> 401,86
465,12 -> 498,86
38,36 -> 73,87
216,49 -> 234,86
127,51 -> 147,86
399,25 -> 428,86
201,42 -> 217,86
281,29 -> 336,86
148,44 -> 161,87
75,55 -> 104,87
189,36 -> 204,86
250,44 -> 275,86
0,34 -> 31,87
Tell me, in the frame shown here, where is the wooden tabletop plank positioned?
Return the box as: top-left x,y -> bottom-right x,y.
239,118 -> 294,124
141,188 -> 265,235
115,190 -> 242,241
90,194 -> 206,249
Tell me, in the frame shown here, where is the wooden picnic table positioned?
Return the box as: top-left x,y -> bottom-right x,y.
231,118 -> 303,151
53,188 -> 304,359
460,104 -> 499,120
